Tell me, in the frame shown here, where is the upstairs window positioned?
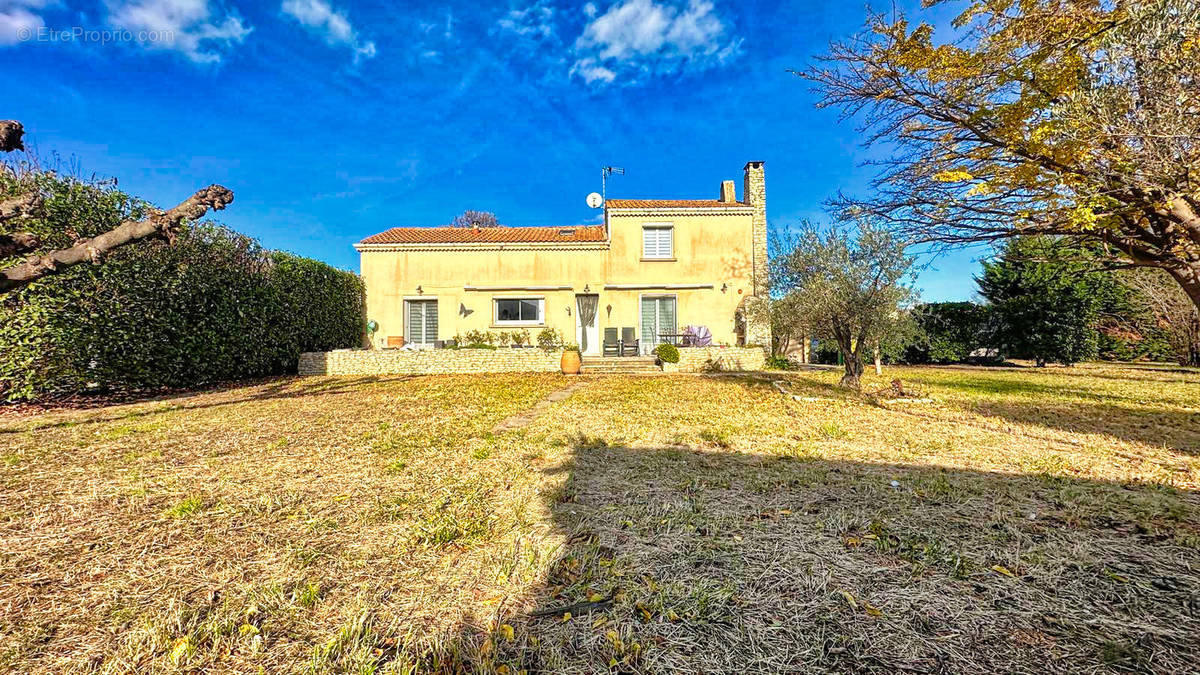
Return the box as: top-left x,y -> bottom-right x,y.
642,225 -> 674,259
494,298 -> 544,325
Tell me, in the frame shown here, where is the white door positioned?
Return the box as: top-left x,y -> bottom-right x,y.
575,294 -> 600,356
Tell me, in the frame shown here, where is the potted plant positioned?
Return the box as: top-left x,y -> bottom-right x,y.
560,344 -> 581,374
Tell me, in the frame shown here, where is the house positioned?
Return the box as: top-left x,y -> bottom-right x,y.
355,162 -> 770,356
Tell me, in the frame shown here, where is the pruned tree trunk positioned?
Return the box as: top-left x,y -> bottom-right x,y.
873,342 -> 882,375
0,192 -> 42,223
0,121 -> 24,153
0,232 -> 40,257
0,185 -> 234,294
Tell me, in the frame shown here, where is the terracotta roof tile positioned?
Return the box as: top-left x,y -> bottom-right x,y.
358,225 -> 607,245
604,199 -> 751,209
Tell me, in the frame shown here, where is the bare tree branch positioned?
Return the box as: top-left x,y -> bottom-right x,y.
0,185 -> 234,294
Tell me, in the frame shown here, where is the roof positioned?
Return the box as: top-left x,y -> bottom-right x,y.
604,199 -> 752,209
358,225 -> 607,246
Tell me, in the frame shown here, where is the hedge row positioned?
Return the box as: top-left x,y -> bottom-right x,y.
0,172 -> 363,401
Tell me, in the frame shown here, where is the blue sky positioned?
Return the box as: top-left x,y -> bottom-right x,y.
2,0 -> 986,301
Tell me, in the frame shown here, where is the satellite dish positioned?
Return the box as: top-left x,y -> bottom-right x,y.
586,192 -> 603,208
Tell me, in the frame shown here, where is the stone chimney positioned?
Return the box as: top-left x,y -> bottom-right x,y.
742,162 -> 767,296
742,161 -> 771,349
719,180 -> 736,203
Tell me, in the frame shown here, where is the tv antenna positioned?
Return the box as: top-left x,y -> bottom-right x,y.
601,166 -> 624,202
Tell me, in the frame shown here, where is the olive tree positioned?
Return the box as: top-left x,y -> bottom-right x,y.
771,220 -> 917,388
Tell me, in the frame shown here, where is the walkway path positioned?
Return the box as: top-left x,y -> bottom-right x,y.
492,379 -> 589,433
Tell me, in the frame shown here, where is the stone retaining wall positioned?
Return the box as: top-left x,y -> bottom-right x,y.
670,346 -> 766,373
298,348 -> 563,376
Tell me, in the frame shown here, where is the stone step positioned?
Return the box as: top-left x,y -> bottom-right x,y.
581,367 -> 662,375
580,355 -> 659,375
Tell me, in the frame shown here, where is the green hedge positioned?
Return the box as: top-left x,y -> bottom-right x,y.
0,173 -> 363,401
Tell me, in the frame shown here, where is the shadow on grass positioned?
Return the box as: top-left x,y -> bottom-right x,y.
748,369 -> 1200,456
0,375 -> 393,434
479,438 -> 1200,674
897,373 -> 1200,455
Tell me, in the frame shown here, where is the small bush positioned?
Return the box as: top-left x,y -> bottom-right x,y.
536,327 -> 564,351
460,329 -> 495,348
766,355 -> 798,370
654,343 -> 680,363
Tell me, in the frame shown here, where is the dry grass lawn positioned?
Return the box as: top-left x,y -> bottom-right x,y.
0,364 -> 1197,673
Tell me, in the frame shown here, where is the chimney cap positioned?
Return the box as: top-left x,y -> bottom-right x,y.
743,161 -> 765,170
719,180 -> 736,203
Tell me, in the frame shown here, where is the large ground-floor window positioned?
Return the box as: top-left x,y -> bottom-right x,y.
405,299 -> 438,346
640,295 -> 676,353
494,297 -> 544,325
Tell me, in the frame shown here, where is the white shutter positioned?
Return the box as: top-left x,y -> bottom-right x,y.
406,300 -> 437,345
423,301 -> 438,343
407,301 -> 424,344
643,226 -> 673,258
642,227 -> 657,257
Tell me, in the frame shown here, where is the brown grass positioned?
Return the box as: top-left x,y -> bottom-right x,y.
0,364 -> 1197,673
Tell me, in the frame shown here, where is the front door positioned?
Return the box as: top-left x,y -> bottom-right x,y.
575,294 -> 600,356
640,295 -> 676,354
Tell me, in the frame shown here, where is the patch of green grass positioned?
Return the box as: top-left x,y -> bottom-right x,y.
164,495 -> 204,518
818,421 -> 849,439
699,428 -> 731,448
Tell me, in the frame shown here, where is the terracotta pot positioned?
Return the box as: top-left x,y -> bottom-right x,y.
560,349 -> 581,375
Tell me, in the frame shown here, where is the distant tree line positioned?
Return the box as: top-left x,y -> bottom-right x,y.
770,230 -> 1198,372
902,237 -> 1196,367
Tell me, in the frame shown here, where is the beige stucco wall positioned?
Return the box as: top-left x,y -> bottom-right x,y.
358,209 -> 763,351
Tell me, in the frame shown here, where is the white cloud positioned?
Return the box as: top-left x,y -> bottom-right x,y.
107,0 -> 251,63
0,0 -> 51,46
569,58 -> 615,84
281,0 -> 375,61
571,0 -> 739,85
496,0 -> 554,40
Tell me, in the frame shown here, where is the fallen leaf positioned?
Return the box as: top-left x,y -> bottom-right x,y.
499,624 -> 515,641
592,616 -> 607,628
863,601 -> 883,617
561,612 -> 572,623
840,590 -> 858,610
992,565 -> 1016,578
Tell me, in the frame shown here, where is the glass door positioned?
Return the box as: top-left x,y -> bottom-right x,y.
640,295 -> 676,354
405,299 -> 438,347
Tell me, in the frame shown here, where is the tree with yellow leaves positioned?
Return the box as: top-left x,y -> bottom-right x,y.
804,0 -> 1200,311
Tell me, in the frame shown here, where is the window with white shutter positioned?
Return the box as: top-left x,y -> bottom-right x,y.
642,225 -> 674,259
